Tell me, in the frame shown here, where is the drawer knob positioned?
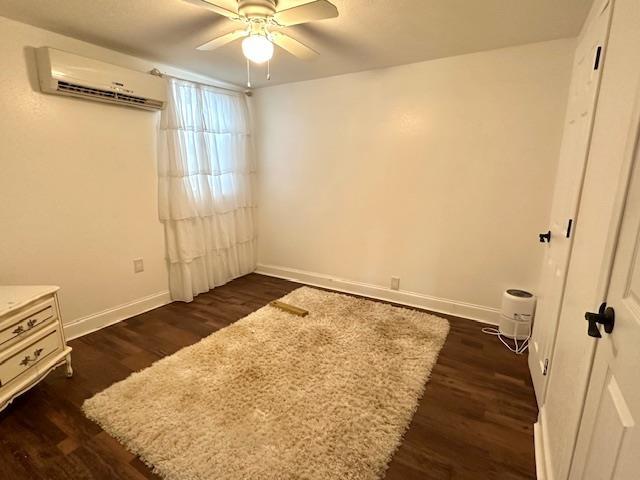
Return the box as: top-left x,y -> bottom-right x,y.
20,348 -> 44,367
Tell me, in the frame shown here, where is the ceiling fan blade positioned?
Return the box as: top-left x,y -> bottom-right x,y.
182,0 -> 241,20
197,30 -> 248,50
274,0 -> 338,27
270,32 -> 319,60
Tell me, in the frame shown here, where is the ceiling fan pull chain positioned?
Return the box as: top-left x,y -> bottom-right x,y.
246,58 -> 252,88
267,60 -> 271,81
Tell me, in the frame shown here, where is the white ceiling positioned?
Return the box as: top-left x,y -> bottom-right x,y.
0,0 -> 591,88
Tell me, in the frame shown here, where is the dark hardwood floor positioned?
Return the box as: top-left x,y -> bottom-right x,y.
0,273 -> 538,479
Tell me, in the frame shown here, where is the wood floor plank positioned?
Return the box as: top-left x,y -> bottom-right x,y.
0,273 -> 537,479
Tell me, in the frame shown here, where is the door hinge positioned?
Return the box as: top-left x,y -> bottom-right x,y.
566,218 -> 574,238
594,46 -> 602,70
543,358 -> 550,376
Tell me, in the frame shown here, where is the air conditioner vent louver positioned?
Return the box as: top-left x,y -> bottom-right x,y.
57,81 -> 117,99
57,81 -> 164,109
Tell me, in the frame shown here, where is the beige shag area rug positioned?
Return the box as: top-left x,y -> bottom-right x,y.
83,287 -> 449,480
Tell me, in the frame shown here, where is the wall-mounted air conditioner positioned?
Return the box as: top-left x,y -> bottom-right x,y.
35,47 -> 167,111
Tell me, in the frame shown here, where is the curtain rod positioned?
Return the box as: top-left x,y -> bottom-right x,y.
149,68 -> 252,97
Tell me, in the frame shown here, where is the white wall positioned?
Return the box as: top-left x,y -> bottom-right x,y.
254,39 -> 574,321
0,16 -> 233,330
0,13 -> 574,328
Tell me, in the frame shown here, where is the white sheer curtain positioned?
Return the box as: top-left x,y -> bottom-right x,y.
158,77 -> 256,302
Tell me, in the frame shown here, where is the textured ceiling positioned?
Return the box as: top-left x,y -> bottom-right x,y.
0,0 -> 591,88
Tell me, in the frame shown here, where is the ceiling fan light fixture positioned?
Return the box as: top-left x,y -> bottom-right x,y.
241,34 -> 274,64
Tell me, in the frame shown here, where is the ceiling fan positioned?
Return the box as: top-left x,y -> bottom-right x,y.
183,0 -> 338,83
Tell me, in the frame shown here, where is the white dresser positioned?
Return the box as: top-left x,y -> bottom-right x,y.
0,286 -> 72,412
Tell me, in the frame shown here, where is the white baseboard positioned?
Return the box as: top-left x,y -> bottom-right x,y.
256,264 -> 500,325
63,291 -> 172,340
535,407 -> 555,480
534,421 -> 547,480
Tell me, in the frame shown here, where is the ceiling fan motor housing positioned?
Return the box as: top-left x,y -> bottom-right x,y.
238,0 -> 277,18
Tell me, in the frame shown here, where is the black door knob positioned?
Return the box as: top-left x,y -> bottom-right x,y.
585,303 -> 615,338
585,313 -> 602,338
539,231 -> 551,243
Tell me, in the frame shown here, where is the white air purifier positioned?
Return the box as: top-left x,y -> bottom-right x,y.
499,289 -> 536,340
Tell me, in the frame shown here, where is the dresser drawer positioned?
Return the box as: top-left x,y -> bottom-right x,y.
0,326 -> 62,388
0,297 -> 56,348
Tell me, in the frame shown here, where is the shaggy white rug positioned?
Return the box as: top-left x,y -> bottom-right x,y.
83,287 -> 450,480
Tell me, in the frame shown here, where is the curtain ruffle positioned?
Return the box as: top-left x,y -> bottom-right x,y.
164,207 -> 256,263
158,173 -> 255,220
168,239 -> 257,302
158,130 -> 252,177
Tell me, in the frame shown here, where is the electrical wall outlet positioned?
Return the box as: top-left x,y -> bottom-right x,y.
390,276 -> 400,291
133,258 -> 144,273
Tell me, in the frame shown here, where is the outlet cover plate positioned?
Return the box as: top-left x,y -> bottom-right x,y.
133,258 -> 144,273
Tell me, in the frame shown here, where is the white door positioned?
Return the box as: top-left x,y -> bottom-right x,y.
529,0 -> 613,405
568,96 -> 640,480
535,0 -> 640,477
